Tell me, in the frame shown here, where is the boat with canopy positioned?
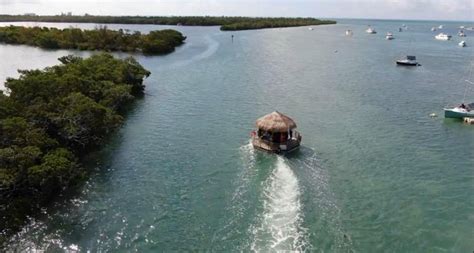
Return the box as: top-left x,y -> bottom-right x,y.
251,111 -> 302,154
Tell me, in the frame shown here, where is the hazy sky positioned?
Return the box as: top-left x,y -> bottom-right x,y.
1,0 -> 473,21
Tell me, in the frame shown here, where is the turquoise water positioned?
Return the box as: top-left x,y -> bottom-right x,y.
1,19 -> 474,252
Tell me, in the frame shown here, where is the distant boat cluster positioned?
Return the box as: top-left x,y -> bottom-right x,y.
342,23 -> 470,48
340,23 -> 473,121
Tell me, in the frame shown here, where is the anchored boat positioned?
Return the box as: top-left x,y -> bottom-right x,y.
435,33 -> 451,40
445,80 -> 474,119
444,103 -> 474,118
366,26 -> 376,34
386,32 -> 394,40
396,55 -> 419,66
251,111 -> 301,154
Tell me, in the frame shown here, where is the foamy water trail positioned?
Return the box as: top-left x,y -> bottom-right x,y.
251,157 -> 309,252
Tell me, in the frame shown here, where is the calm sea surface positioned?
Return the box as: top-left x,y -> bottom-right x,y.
1,19 -> 474,252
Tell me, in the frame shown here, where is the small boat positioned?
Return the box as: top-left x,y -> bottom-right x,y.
366,26 -> 377,34
460,26 -> 465,29
466,27 -> 474,31
308,27 -> 314,31
345,29 -> 353,36
459,41 -> 466,47
386,32 -> 394,40
458,30 -> 466,37
396,55 -> 419,66
398,27 -> 403,32
431,27 -> 437,31
444,103 -> 474,118
435,33 -> 451,40
251,111 -> 301,154
438,25 -> 443,29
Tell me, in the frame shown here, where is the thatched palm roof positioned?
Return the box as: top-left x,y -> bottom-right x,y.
256,111 -> 297,132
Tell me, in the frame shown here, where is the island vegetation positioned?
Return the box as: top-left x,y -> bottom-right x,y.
0,15 -> 336,31
220,18 -> 336,31
0,53 -> 150,244
0,25 -> 186,55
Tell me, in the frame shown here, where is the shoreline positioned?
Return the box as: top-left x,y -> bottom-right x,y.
0,15 -> 336,31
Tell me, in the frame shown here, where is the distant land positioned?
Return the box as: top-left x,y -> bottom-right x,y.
0,15 -> 336,31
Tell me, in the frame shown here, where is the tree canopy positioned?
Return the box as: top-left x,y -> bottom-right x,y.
0,53 -> 150,243
0,25 -> 186,55
220,18 -> 336,31
0,15 -> 336,31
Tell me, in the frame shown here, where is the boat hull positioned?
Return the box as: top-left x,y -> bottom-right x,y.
396,61 -> 418,66
252,137 -> 301,154
444,109 -> 474,119
435,36 -> 451,41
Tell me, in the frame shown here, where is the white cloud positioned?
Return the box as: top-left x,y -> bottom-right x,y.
386,0 -> 468,13
0,0 -> 39,4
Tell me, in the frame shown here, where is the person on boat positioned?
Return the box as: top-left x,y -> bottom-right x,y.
460,103 -> 466,109
280,132 -> 288,143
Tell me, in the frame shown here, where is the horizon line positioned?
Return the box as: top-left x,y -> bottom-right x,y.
0,13 -> 473,23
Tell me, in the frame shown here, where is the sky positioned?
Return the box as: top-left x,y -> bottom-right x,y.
1,0 -> 473,21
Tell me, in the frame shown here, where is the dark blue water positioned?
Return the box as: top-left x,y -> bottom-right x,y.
1,19 -> 474,252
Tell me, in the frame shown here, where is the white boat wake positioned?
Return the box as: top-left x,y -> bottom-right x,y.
251,156 -> 309,252
166,35 -> 219,69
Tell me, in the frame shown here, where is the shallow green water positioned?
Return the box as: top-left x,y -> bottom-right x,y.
1,20 -> 474,252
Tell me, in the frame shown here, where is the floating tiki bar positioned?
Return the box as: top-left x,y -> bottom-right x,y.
251,111 -> 302,153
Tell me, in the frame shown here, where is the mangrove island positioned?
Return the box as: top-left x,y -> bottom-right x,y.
0,25 -> 186,55
0,53 -> 150,243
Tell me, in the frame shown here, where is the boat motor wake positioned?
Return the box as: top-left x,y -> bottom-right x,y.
250,156 -> 309,251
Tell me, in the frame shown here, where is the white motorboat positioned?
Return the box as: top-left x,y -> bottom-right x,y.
444,103 -> 474,118
445,80 -> 474,119
435,33 -> 451,40
345,29 -> 353,36
459,41 -> 466,47
396,55 -> 419,66
431,27 -> 437,31
308,27 -> 314,30
366,26 -> 376,34
438,25 -> 443,29
458,30 -> 466,37
385,32 -> 394,40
